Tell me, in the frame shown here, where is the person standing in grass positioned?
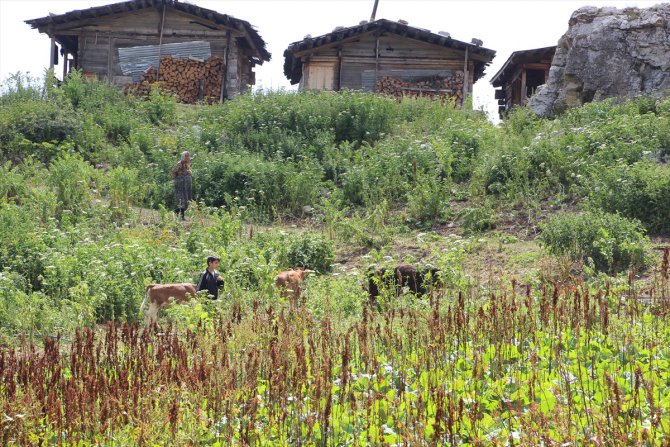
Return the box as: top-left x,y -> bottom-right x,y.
196,256 -> 224,299
171,150 -> 192,220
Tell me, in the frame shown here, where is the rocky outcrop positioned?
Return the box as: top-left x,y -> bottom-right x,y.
529,4 -> 670,117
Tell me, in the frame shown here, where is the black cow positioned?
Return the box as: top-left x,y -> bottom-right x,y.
367,263 -> 440,301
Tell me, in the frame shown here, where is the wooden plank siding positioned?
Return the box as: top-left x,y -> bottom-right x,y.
26,1 -> 269,101
284,19 -> 495,106
70,32 -> 245,95
490,46 -> 556,117
296,34 -> 481,94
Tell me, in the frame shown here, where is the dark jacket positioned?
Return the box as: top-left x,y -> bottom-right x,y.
196,269 -> 224,299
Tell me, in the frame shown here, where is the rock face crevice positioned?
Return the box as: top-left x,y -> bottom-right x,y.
529,4 -> 670,117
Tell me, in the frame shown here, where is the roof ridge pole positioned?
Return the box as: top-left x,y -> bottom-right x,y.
370,0 -> 380,22
156,2 -> 167,80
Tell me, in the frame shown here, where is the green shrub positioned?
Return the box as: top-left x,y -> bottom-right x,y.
251,229 -> 335,274
141,85 -> 177,126
586,162 -> 670,233
194,152 -> 321,220
0,162 -> 26,203
48,154 -> 98,218
475,147 -> 530,197
539,211 -> 650,273
104,166 -> 143,219
459,203 -> 496,234
197,90 -> 399,168
0,202 -> 47,291
0,99 -> 80,162
406,175 -> 449,223
283,231 -> 335,274
0,72 -> 48,104
334,201 -> 394,250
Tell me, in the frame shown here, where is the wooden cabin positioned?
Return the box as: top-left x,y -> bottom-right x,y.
491,46 -> 556,116
283,19 -> 496,106
25,0 -> 270,102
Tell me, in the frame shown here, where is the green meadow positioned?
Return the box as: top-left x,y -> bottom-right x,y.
1,72 -> 669,445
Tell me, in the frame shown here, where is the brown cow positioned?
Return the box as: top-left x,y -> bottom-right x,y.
140,283 -> 197,326
274,268 -> 313,303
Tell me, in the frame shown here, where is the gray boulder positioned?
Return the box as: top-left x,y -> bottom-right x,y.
529,4 -> 670,117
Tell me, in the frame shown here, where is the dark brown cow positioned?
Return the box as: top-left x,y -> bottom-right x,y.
368,264 -> 440,302
274,268 -> 313,303
140,283 -> 197,326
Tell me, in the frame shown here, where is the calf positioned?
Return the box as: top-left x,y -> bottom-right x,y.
274,268 -> 313,303
140,283 -> 197,326
368,264 -> 440,301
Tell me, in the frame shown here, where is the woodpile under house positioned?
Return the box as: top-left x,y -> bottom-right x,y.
25,0 -> 271,103
283,19 -> 496,106
491,46 -> 556,116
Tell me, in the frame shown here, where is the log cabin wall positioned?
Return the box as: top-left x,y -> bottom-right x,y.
300,35 -> 479,92
75,8 -> 246,97
490,46 -> 556,116
286,21 -> 495,107
26,1 -> 270,102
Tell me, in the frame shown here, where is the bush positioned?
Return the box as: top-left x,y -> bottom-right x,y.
0,99 -> 80,162
459,203 -> 496,234
47,153 -> 98,218
0,162 -> 26,203
0,72 -> 48,104
104,166 -> 144,219
194,152 -> 322,220
539,211 -> 650,273
141,85 -> 177,126
406,175 -> 449,223
206,90 -> 398,153
283,231 -> 335,274
253,230 -> 335,274
586,162 -> 670,233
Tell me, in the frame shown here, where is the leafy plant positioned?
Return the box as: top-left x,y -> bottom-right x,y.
459,202 -> 496,233
47,153 -> 97,218
586,162 -> 670,233
539,211 -> 650,273
406,174 -> 449,223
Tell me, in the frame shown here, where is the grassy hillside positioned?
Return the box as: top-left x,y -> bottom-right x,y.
0,72 -> 669,445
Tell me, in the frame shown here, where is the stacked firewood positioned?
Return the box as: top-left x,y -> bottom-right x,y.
375,72 -> 465,105
124,55 -> 226,104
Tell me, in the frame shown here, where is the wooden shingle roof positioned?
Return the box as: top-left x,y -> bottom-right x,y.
284,18 -> 496,85
25,0 -> 270,64
490,46 -> 556,87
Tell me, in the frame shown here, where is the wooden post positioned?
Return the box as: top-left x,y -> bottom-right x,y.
220,31 -> 231,102
156,4 -> 166,80
337,48 -> 343,91
62,48 -> 68,79
49,36 -> 57,69
520,66 -> 527,104
374,37 -> 379,86
462,47 -> 468,104
106,34 -> 114,83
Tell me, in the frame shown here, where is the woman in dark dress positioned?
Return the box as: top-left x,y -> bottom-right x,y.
171,151 -> 192,220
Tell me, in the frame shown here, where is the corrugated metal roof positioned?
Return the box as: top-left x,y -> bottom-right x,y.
118,41 -> 211,81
